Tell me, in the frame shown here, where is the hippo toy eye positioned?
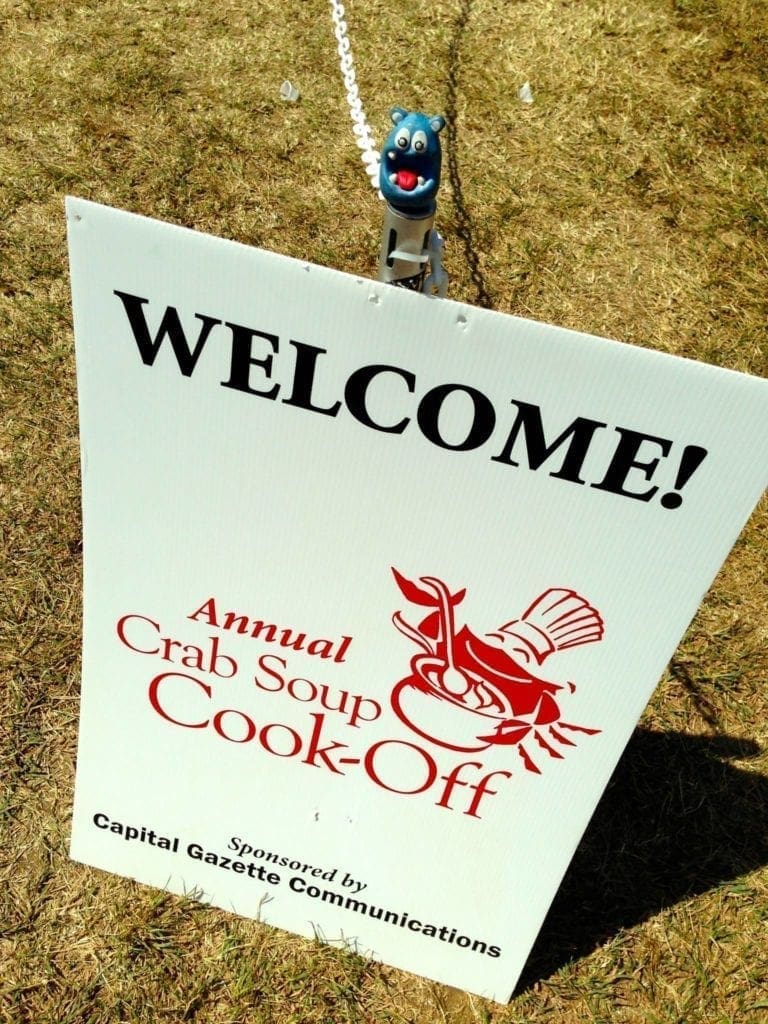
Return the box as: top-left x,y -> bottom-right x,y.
395,128 -> 410,150
412,130 -> 428,153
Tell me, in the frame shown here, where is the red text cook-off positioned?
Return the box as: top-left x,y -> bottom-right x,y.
115,573 -> 604,820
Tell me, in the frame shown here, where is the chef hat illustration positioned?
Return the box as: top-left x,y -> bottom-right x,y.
493,589 -> 604,665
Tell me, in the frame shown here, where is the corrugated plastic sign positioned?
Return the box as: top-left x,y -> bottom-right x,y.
67,197 -> 768,1001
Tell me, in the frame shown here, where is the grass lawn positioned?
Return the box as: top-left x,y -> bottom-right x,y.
1,0 -> 766,1021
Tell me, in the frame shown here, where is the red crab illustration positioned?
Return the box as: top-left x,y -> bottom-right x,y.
390,568 -> 604,773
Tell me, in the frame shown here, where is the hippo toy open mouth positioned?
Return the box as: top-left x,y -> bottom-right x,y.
380,108 -> 445,217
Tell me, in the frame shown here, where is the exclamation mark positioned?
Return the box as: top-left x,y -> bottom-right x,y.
660,445 -> 708,509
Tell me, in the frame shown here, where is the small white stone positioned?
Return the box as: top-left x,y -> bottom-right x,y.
518,81 -> 534,104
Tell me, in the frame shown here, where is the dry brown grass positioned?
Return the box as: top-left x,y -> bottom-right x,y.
1,0 -> 766,1021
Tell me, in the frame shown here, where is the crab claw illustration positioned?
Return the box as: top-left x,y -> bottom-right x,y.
477,719 -> 532,746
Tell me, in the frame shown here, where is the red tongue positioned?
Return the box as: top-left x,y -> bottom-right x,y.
395,169 -> 418,191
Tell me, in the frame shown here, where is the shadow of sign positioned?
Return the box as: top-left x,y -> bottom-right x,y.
517,726 -> 766,990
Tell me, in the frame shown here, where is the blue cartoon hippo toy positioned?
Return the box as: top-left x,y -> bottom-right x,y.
380,107 -> 446,217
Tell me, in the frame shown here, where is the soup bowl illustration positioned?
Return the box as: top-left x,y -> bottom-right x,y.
392,674 -> 504,753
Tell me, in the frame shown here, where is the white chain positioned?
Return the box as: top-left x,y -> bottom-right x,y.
328,0 -> 448,294
328,0 -> 381,192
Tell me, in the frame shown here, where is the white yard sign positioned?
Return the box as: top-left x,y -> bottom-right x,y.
67,197 -> 768,1001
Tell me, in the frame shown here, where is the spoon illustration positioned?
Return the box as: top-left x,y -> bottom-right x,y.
419,576 -> 472,698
